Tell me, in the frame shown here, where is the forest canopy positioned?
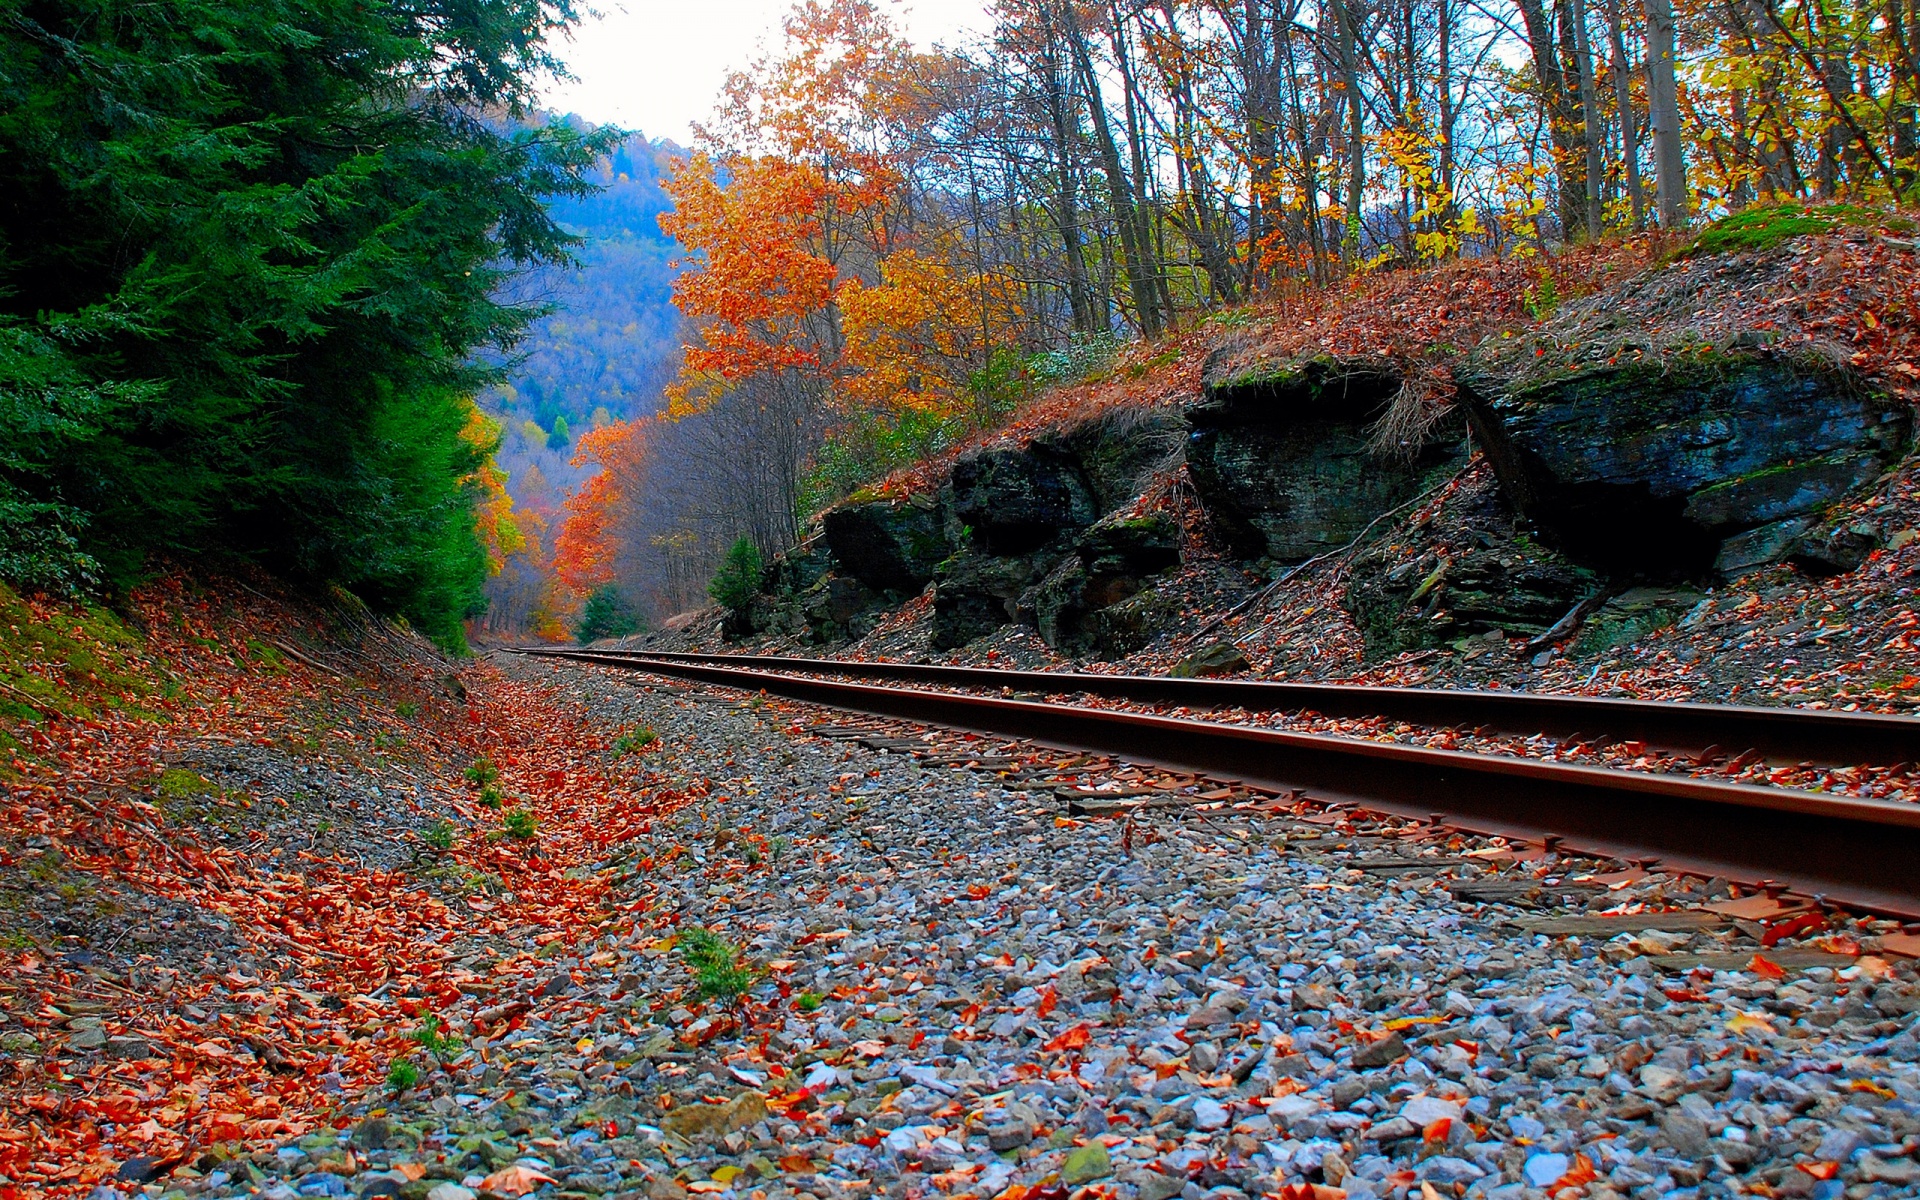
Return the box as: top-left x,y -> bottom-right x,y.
0,0 -> 615,647
547,0 -> 1920,629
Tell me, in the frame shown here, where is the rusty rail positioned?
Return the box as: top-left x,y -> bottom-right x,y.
519,647 -> 1920,918
549,648 -> 1920,766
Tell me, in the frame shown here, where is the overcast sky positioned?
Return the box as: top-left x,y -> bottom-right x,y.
541,0 -> 989,141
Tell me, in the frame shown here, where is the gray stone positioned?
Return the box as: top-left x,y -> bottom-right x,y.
949,446 -> 1098,554
986,1122 -> 1033,1152
822,497 -> 948,593
1659,1111 -> 1712,1158
1128,1171 -> 1187,1200
1350,1033 -> 1409,1069
1186,355 -> 1460,561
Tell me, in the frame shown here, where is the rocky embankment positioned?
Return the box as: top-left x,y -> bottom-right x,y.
636,230 -> 1919,711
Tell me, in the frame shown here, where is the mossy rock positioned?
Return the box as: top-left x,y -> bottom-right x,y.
1186,356 -> 1464,561
821,497 -> 946,593
1676,202 -> 1908,259
930,553 -> 1053,650
1466,355 -> 1912,576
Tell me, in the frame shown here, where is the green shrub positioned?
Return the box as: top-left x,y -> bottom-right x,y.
387,1059 -> 420,1092
678,927 -> 761,1010
707,538 -> 764,619
575,585 -> 643,643
503,807 -> 537,840
464,757 -> 498,787
613,726 -> 658,755
409,1015 -> 462,1065
478,785 -> 504,809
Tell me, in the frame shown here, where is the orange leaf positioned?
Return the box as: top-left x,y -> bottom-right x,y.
1043,1023 -> 1091,1053
481,1166 -> 555,1197
1747,954 -> 1786,980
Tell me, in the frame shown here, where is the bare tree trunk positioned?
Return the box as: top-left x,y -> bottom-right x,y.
1038,15 -> 1098,332
1643,0 -> 1689,226
1065,3 -> 1162,335
1570,0 -> 1608,237
1438,0 -> 1456,201
1329,0 -> 1366,256
1516,0 -> 1588,240
1605,0 -> 1646,226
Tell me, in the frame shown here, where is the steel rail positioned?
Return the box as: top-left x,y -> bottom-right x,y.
540,649 -> 1920,766
521,647 -> 1920,919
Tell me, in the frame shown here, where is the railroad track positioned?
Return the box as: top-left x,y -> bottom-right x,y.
516,647 -> 1920,919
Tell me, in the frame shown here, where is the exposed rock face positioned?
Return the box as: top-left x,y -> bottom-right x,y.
821,496 -> 947,593
1033,515 -> 1182,655
1343,473 -> 1600,658
929,554 -> 1049,650
1186,356 -> 1461,561
949,446 -> 1099,554
1466,356 -> 1913,575
1037,411 -> 1187,510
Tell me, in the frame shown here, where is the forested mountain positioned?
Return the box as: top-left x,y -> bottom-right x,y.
473,131 -> 689,638
482,133 -> 688,514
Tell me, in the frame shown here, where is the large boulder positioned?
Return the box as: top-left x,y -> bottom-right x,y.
1464,355 -> 1912,575
1343,473 -> 1600,658
1033,515 -> 1182,655
949,446 -> 1099,554
821,496 -> 947,594
1186,355 -> 1462,561
929,554 -> 1051,650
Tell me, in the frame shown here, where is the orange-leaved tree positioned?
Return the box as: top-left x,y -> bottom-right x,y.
554,417 -> 657,596
659,0 -> 911,420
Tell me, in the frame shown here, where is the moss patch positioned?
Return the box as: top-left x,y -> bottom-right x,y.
0,583 -> 159,754
1677,202 -> 1907,259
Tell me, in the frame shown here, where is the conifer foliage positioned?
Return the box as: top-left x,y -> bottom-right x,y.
0,0 -> 614,647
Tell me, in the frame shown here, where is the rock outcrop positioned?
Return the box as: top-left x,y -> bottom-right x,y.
1466,345 -> 1912,578
949,445 -> 1099,554
1343,474 -> 1600,658
1186,355 -> 1463,561
820,496 -> 947,593
930,553 -> 1049,650
1032,515 -> 1182,656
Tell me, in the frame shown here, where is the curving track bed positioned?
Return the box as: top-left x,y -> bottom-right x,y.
518,647 -> 1920,919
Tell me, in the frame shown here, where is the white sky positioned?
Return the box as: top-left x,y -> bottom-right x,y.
542,0 -> 990,142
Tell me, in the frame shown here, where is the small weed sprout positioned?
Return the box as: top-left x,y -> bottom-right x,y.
387,1059 -> 420,1092
479,785 -> 503,809
465,757 -> 498,787
770,835 -> 789,861
795,991 -> 823,1013
614,726 -> 658,755
396,700 -> 420,720
744,844 -> 762,867
423,819 -> 455,853
503,807 -> 537,840
678,927 -> 761,1017
410,1014 -> 463,1066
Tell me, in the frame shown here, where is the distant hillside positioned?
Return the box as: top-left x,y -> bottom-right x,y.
482,130 -> 687,514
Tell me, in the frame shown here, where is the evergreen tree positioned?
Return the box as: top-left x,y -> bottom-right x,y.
0,0 -> 617,647
574,584 -> 641,643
